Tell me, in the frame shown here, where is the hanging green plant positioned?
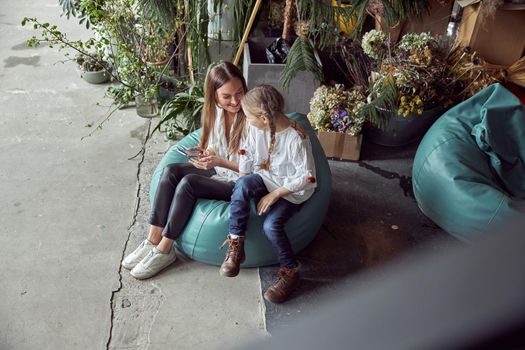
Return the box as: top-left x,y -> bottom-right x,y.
357,73 -> 398,129
159,85 -> 205,138
280,36 -> 323,90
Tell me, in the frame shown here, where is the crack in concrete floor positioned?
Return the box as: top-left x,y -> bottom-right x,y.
107,121 -> 157,349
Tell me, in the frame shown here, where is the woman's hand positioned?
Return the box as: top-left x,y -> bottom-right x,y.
190,154 -> 223,169
187,146 -> 205,154
187,147 -> 221,170
203,148 -> 217,156
257,191 -> 281,216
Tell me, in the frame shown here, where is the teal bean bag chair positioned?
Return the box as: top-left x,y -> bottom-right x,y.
413,83 -> 525,241
150,113 -> 332,266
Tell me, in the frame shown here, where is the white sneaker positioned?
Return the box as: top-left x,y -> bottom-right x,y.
130,247 -> 177,280
122,240 -> 155,270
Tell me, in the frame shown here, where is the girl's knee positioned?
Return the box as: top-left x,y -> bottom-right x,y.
263,219 -> 284,239
235,174 -> 260,191
234,176 -> 250,193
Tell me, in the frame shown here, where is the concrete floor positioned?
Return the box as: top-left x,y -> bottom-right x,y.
0,1 -> 265,349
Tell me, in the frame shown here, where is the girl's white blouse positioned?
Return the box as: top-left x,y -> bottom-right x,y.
207,106 -> 241,183
239,124 -> 317,204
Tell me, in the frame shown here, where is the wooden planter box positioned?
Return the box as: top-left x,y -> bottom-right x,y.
318,131 -> 362,161
243,37 -> 320,115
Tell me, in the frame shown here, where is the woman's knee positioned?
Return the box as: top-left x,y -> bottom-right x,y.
164,163 -> 187,178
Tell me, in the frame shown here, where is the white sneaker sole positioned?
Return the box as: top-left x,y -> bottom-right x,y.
130,255 -> 177,280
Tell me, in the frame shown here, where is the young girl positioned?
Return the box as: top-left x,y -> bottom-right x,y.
122,61 -> 248,279
220,85 -> 317,303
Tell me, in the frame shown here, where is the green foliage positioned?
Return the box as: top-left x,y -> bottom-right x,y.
138,0 -> 178,30
346,0 -> 431,37
59,0 -> 92,28
281,37 -> 323,90
160,85 -> 204,139
21,16 -> 108,65
357,74 -> 398,129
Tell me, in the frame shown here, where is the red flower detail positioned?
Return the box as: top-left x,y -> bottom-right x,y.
307,176 -> 316,183
238,149 -> 246,155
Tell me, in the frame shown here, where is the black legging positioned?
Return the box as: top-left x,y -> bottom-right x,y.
149,163 -> 235,240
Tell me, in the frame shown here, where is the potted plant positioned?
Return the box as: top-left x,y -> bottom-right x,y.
343,30 -> 460,146
272,0 -> 434,90
75,52 -> 110,84
307,84 -> 367,160
159,84 -> 205,139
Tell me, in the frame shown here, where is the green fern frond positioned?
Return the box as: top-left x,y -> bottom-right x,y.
382,0 -> 431,26
357,74 -> 398,129
138,0 -> 178,29
159,85 -> 204,136
280,37 -> 323,90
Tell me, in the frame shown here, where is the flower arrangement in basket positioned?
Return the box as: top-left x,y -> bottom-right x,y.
308,84 -> 366,160
341,30 -> 460,130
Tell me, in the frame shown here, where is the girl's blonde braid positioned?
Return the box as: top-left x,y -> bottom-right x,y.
261,107 -> 276,171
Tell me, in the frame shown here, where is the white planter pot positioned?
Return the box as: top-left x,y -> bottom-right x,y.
243,37 -> 320,115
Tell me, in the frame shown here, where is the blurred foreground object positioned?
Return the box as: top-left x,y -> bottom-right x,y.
235,219 -> 525,350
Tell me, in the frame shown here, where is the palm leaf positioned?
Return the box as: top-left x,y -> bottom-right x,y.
357,73 -> 398,129
159,85 -> 204,136
138,0 -> 178,30
280,37 -> 323,90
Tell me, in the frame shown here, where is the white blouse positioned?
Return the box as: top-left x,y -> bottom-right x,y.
207,106 -> 241,183
239,124 -> 317,204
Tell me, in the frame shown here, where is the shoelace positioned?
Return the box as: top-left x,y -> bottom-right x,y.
274,268 -> 297,288
220,238 -> 242,261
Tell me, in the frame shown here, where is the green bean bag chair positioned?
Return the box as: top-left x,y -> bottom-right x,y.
412,83 -> 525,242
150,113 -> 332,266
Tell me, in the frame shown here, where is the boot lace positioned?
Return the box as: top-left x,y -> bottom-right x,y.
220,236 -> 243,261
274,267 -> 297,289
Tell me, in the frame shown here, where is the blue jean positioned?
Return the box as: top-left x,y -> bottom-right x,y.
229,174 -> 300,268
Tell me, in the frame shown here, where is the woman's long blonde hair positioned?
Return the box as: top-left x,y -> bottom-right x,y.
200,61 -> 247,155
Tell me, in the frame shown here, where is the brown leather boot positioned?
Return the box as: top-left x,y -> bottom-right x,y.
263,264 -> 300,303
219,235 -> 245,277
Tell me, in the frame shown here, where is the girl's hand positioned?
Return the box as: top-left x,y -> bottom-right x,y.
257,191 -> 280,215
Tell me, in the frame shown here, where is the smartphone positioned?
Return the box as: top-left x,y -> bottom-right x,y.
176,147 -> 200,158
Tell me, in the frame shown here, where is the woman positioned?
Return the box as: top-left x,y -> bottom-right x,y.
122,61 -> 248,279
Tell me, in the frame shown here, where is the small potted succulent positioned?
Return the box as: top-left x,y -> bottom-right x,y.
75,53 -> 110,84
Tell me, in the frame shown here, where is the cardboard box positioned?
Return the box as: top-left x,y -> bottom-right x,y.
455,3 -> 525,66
375,0 -> 454,43
318,131 -> 362,161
